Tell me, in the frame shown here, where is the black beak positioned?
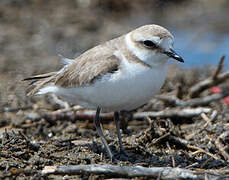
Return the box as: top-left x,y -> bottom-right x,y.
164,48 -> 184,63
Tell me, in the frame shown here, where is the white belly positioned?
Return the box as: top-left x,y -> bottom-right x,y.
50,62 -> 166,112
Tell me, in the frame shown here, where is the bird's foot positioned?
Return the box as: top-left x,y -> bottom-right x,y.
114,148 -> 129,161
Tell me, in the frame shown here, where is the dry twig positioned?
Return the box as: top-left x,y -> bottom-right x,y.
213,56 -> 225,80
0,106 -> 32,113
41,164 -> 226,179
25,107 -> 211,123
133,108 -> 211,119
189,56 -> 229,98
215,132 -> 229,161
156,91 -> 229,107
187,145 -> 219,160
50,94 -> 70,109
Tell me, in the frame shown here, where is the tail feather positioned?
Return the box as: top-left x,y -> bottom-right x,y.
23,72 -> 57,96
23,72 -> 56,81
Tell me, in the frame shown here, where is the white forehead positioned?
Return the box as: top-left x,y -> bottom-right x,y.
159,36 -> 174,49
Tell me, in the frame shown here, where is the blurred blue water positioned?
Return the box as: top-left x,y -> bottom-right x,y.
171,29 -> 229,69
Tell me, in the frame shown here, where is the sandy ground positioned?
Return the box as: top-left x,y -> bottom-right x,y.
0,1 -> 229,179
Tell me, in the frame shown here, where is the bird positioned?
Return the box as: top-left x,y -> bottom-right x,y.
23,24 -> 184,162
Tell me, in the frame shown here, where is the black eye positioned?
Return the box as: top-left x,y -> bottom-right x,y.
143,40 -> 157,48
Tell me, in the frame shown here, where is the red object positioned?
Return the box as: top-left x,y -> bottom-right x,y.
210,86 -> 229,106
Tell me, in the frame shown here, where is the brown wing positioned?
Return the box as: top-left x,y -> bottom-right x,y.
54,44 -> 120,88
24,38 -> 122,95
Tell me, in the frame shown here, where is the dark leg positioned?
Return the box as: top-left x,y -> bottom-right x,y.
94,107 -> 114,161
114,111 -> 128,157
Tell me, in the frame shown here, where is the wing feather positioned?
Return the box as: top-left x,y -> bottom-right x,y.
54,54 -> 120,87
23,37 -> 122,95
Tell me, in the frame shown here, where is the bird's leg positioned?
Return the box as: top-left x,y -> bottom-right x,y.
94,107 -> 114,161
114,111 -> 128,157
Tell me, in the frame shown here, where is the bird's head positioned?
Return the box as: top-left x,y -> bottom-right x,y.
126,24 -> 184,67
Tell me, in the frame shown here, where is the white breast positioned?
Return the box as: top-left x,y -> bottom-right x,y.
50,57 -> 166,112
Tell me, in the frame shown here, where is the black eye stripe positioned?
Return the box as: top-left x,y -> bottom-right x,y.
143,40 -> 157,48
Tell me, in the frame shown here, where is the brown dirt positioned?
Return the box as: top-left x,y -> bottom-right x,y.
0,1 -> 229,179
